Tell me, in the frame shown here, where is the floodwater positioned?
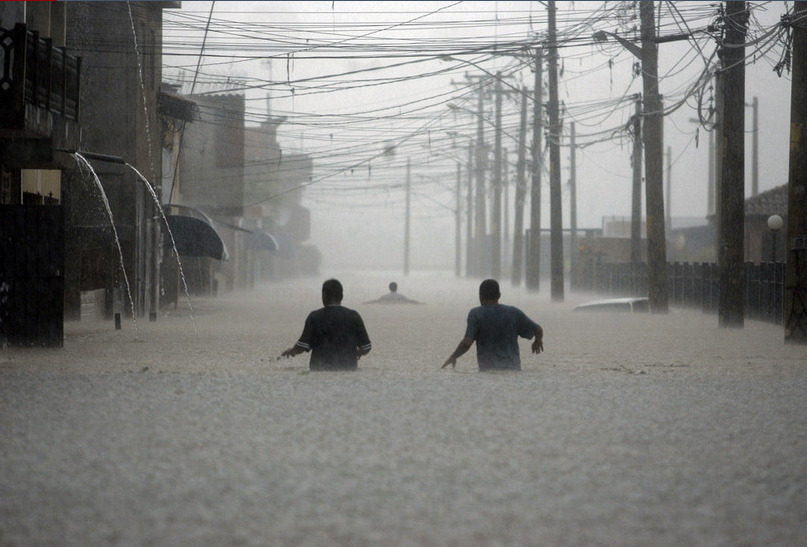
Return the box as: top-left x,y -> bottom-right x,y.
1,270 -> 805,546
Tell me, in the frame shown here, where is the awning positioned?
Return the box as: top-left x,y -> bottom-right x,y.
247,229 -> 279,252
164,214 -> 228,261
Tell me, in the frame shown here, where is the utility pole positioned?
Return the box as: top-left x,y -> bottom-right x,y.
504,148 -> 510,245
708,124 -> 715,217
666,145 -> 672,231
490,74 -> 519,280
640,1 -> 668,313
527,47 -> 544,292
492,73 -> 504,279
569,121 -> 578,287
784,1 -> 807,343
751,95 -> 759,196
404,157 -> 411,276
718,0 -> 748,328
473,81 -> 488,277
548,0 -> 564,302
631,95 -> 643,265
455,160 -> 462,277
715,68 -> 724,229
512,87 -> 529,286
466,140 -> 474,277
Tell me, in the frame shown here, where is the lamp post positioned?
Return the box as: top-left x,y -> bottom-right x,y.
768,214 -> 783,263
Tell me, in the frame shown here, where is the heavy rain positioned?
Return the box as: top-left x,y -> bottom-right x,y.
1,2 -> 806,545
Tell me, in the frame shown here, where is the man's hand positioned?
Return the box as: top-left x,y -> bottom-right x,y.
531,338 -> 544,354
281,346 -> 301,359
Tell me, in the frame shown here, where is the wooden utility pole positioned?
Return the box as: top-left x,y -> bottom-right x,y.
512,87 -> 529,286
631,95 -> 643,265
666,145 -> 672,231
640,1 -> 668,313
569,122 -> 578,285
527,48 -> 544,292
751,96 -> 759,196
473,81 -> 488,277
404,157 -> 411,276
718,1 -> 748,328
548,0 -> 564,302
491,73 -> 503,279
455,160 -> 462,277
504,148 -> 510,245
784,1 -> 807,343
466,141 -> 474,277
708,123 -> 715,217
714,68 -> 724,229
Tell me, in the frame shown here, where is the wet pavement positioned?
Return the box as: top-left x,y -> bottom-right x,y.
1,271 -> 805,545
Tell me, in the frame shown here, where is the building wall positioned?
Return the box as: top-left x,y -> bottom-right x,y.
179,94 -> 245,216
64,1 -> 174,318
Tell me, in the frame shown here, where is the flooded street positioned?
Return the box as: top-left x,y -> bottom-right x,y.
2,270 -> 806,546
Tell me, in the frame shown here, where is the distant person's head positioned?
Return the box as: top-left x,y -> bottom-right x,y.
389,282 -> 398,293
322,278 -> 343,305
479,279 -> 501,303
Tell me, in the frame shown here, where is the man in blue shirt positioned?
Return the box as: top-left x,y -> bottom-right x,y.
442,279 -> 543,371
281,279 -> 372,370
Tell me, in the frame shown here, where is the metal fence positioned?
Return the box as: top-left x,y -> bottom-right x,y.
583,261 -> 785,324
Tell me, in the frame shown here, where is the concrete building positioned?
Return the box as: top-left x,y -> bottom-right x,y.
0,2 -> 81,346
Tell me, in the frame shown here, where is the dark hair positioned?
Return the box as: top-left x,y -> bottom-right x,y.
389,282 -> 398,293
479,279 -> 501,301
322,278 -> 343,303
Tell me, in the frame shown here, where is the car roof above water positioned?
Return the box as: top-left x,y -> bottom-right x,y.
572,297 -> 650,313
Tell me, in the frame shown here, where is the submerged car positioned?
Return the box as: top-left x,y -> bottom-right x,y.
572,297 -> 650,313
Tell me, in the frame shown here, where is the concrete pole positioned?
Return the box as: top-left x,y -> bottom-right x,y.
718,0 -> 748,328
666,145 -> 672,231
631,96 -> 643,264
640,0 -> 668,313
752,96 -> 759,197
455,160 -> 462,277
475,87 -> 487,277
548,0 -> 564,302
527,47 -> 543,292
404,157 -> 411,276
570,121 -> 578,287
784,1 -> 807,343
492,73 -> 503,279
512,87 -> 528,287
466,141 -> 474,277
708,125 -> 715,217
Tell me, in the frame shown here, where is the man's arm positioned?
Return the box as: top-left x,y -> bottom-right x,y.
531,325 -> 544,354
281,344 -> 307,358
441,336 -> 474,369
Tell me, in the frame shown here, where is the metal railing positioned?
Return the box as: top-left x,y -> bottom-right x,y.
581,261 -> 785,324
0,23 -> 81,125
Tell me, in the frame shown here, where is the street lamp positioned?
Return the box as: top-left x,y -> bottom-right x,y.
768,214 -> 784,263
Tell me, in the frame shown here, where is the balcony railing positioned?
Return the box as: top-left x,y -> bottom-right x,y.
0,23 -> 81,129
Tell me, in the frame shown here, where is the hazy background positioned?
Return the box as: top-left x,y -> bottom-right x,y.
162,1 -> 794,271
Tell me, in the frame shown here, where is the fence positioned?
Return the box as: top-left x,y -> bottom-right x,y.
0,23 -> 81,125
583,261 -> 785,324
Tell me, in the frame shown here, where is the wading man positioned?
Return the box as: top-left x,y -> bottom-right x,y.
281,279 -> 372,370
442,279 -> 543,371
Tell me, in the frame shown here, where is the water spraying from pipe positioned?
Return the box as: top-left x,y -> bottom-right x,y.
71,153 -> 139,336
126,164 -> 198,334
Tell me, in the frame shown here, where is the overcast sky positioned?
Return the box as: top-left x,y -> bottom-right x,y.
162,1 -> 794,271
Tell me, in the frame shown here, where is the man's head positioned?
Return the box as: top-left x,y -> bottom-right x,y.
389,282 -> 398,293
479,278 -> 501,303
322,278 -> 343,305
